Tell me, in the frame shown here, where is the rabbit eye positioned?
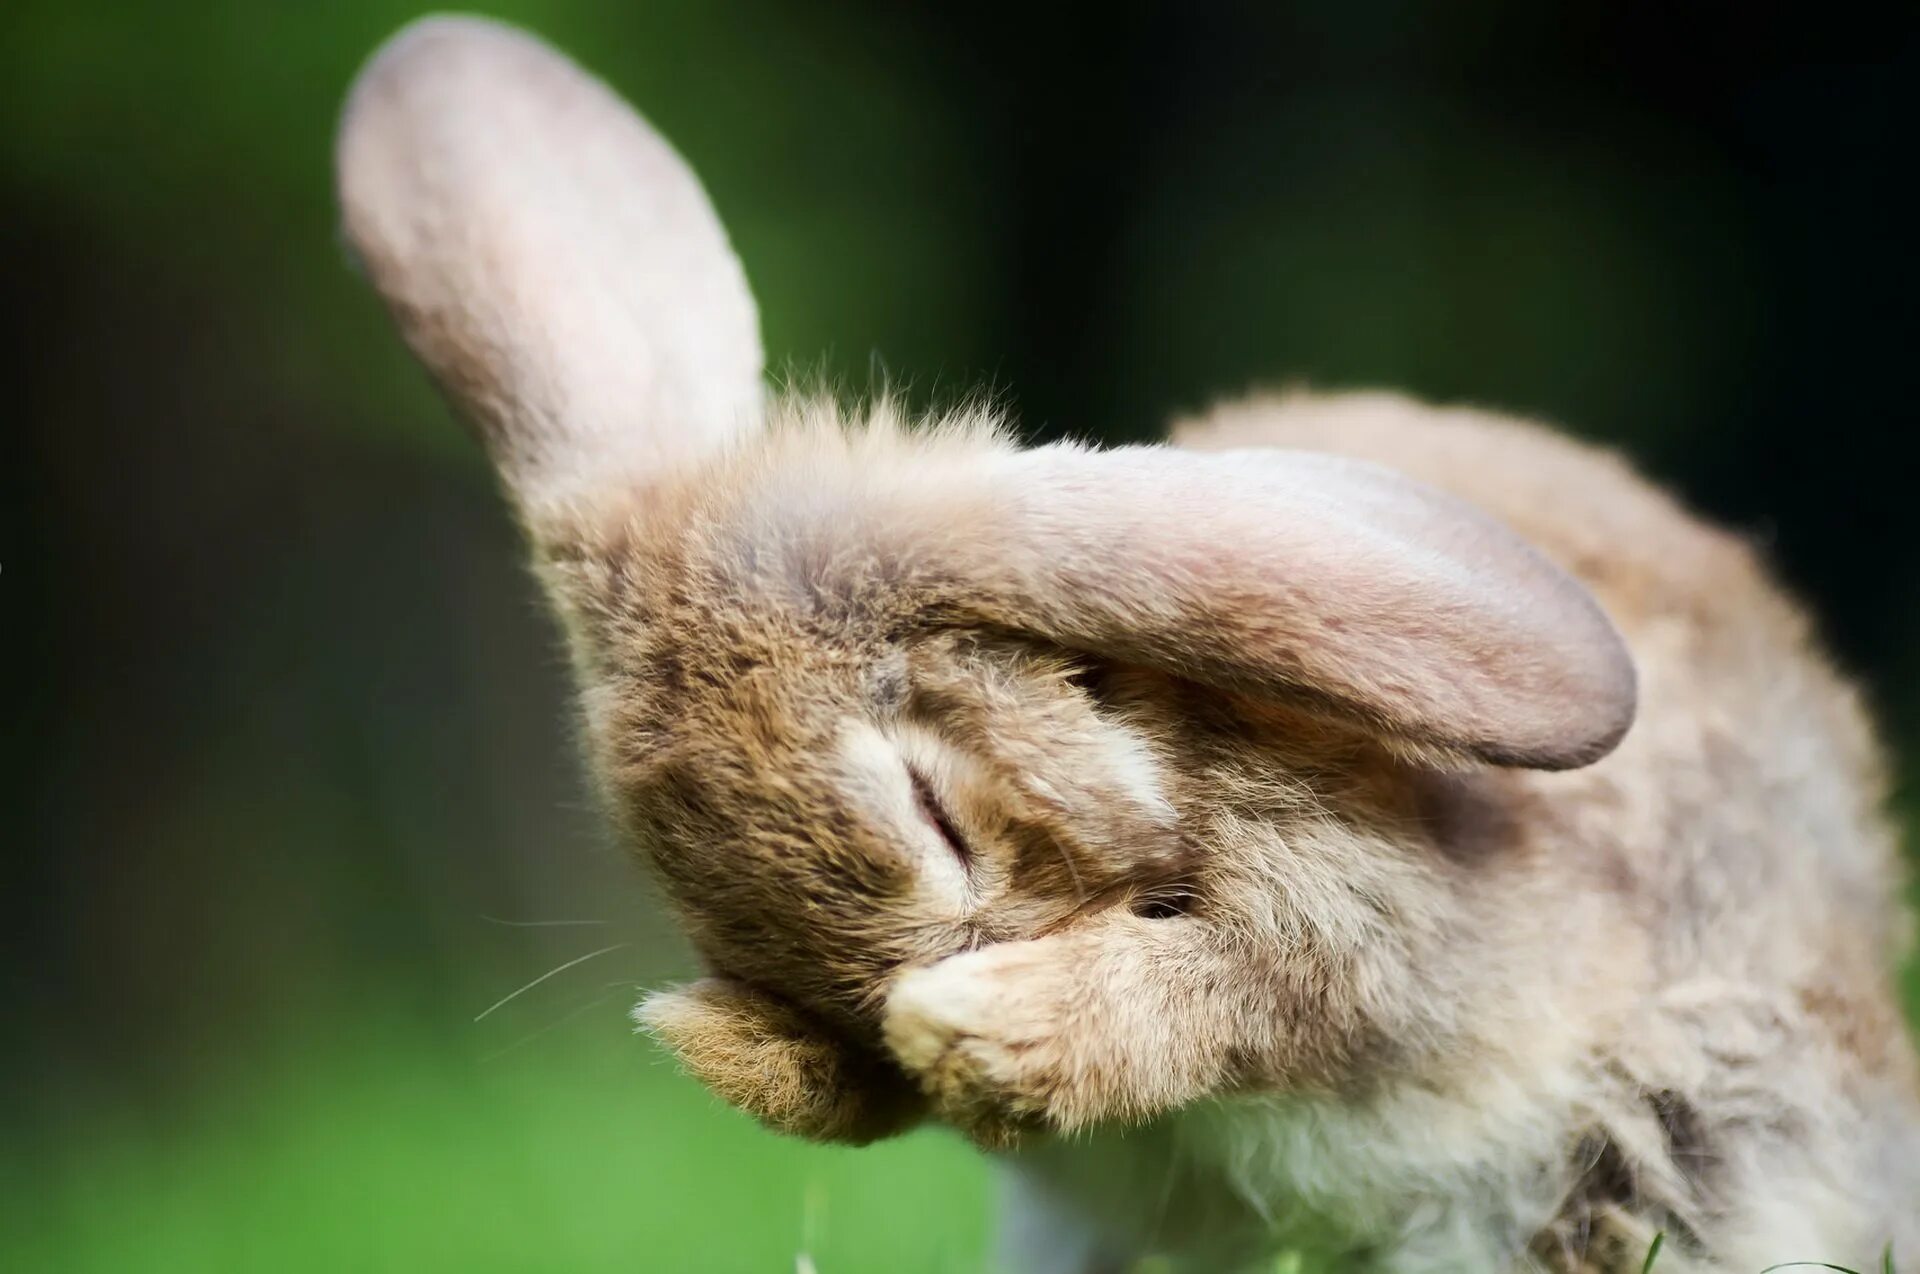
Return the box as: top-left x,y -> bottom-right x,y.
909,767 -> 972,869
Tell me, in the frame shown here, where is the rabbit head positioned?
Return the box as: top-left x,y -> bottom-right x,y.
337,18 -> 1637,1146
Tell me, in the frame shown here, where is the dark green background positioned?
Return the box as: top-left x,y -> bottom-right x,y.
5,3 -> 1915,1269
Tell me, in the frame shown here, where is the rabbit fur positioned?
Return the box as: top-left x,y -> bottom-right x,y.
336,16 -> 1920,1272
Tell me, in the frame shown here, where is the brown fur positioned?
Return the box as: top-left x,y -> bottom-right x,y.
337,18 -> 1920,1271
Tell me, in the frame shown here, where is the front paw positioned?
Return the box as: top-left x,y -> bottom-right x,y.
639,979 -> 924,1145
882,943 -> 1080,1146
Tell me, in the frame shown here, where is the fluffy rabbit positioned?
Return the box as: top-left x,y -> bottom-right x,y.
336,17 -> 1920,1271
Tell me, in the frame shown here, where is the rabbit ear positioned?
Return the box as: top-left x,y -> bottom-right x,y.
953,446 -> 1636,770
637,980 -> 924,1145
336,17 -> 763,518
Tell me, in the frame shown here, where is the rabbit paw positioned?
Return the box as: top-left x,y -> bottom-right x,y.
882,943 -> 1082,1145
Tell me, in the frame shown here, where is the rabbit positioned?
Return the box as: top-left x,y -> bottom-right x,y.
335,16 -> 1920,1272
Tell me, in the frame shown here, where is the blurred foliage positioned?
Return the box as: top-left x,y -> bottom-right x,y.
3,1012 -> 988,1273
3,1 -> 1915,1270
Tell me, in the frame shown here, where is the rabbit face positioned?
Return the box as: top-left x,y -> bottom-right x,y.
557,447 -> 1198,1041
636,634 -> 1193,1025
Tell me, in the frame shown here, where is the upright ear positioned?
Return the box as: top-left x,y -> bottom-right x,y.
952,445 -> 1637,770
335,16 -> 763,522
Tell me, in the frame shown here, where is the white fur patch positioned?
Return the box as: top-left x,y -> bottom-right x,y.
835,720 -> 972,912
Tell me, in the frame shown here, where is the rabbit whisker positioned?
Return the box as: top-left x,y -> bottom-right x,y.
479,987 -> 626,1062
473,943 -> 630,1021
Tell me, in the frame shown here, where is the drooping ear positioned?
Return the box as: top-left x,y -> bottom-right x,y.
335,16 -> 762,522
951,445 -> 1636,770
636,980 -> 925,1145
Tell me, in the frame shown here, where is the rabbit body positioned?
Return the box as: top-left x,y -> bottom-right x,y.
979,392 -> 1920,1271
335,17 -> 1920,1273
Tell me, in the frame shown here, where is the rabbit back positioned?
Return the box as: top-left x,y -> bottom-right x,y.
1168,391 -> 1919,1266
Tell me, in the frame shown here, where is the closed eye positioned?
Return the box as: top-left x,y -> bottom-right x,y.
908,766 -> 972,869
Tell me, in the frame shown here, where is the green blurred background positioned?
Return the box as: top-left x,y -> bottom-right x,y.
4,3 -> 1916,1270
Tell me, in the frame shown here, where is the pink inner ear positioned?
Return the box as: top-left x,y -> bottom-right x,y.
949,445 -> 1636,770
